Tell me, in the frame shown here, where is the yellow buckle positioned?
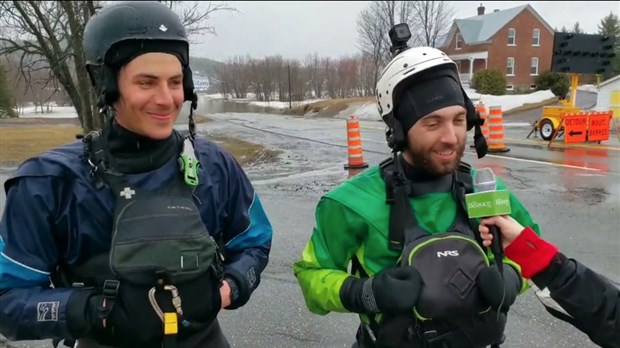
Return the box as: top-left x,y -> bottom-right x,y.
164,312 -> 178,335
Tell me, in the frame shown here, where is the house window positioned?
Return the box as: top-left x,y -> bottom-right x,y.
507,57 -> 515,75
531,57 -> 539,75
508,28 -> 516,45
532,28 -> 540,46
456,33 -> 463,49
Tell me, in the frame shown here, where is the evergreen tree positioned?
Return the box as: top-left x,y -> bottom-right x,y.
0,63 -> 17,117
598,12 -> 620,77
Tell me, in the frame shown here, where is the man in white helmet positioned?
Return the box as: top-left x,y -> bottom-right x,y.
294,25 -> 541,348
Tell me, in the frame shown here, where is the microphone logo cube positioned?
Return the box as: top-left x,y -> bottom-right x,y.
465,190 -> 512,218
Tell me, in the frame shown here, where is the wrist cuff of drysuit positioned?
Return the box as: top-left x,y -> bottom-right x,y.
222,269 -> 251,309
340,276 -> 377,314
504,226 -> 559,279
340,277 -> 363,313
66,290 -> 93,339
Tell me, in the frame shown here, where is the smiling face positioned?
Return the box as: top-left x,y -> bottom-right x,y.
113,52 -> 184,140
402,105 -> 467,176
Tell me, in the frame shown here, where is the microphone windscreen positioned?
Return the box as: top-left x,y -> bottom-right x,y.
473,167 -> 497,192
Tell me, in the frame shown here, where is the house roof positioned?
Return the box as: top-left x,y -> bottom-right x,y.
599,74 -> 620,89
441,4 -> 554,47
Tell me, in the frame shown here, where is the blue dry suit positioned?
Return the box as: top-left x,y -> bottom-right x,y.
0,137 -> 273,341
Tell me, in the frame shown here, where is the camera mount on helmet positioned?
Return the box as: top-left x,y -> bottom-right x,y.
389,23 -> 412,58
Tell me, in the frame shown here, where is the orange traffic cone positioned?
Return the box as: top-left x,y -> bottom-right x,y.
487,105 -> 510,153
344,115 -> 369,170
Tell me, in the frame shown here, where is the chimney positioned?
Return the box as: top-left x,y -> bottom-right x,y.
477,3 -> 485,16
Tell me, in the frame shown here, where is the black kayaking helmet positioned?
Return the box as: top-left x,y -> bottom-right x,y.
83,1 -> 198,134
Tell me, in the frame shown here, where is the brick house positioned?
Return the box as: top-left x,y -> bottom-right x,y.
439,4 -> 554,92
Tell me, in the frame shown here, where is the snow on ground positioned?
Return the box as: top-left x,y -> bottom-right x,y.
16,106 -> 78,118
464,88 -> 556,112
248,98 -> 326,110
203,93 -> 326,110
335,102 -> 380,121
12,86 -> 589,120
337,88 -> 558,121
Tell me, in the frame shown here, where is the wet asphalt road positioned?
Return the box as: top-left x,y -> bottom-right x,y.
2,96 -> 619,347
203,111 -> 619,348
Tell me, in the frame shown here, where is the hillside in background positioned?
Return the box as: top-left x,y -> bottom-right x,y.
190,56 -> 223,78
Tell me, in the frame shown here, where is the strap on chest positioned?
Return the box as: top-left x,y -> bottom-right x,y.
379,155 -> 480,251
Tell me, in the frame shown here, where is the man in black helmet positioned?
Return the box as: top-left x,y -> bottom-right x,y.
0,2 -> 272,348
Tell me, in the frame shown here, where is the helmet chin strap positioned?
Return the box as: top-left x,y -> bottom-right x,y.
472,116 -> 488,159
97,94 -> 115,129
187,93 -> 198,140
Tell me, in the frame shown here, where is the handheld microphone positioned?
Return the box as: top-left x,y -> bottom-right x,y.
466,167 -> 512,316
466,167 -> 511,265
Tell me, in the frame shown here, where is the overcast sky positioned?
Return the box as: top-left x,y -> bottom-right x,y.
191,1 -> 620,61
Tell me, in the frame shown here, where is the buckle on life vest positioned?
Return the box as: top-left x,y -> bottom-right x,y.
102,280 -> 120,299
179,138 -> 200,187
179,153 -> 199,187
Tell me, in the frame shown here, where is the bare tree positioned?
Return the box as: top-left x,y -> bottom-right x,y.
159,1 -> 237,40
203,52 -> 410,102
266,55 -> 285,102
304,53 -> 323,98
288,59 -> 307,101
225,55 -> 250,98
0,1 -> 99,130
410,1 -> 455,48
247,59 -> 262,100
356,1 -> 417,92
248,57 -> 277,102
0,1 -> 235,131
323,58 -> 339,99
212,64 -> 231,99
336,57 -> 360,98
358,53 -> 377,97
357,5 -> 386,90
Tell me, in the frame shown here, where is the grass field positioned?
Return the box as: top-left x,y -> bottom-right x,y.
285,96 -> 375,117
0,124 -> 279,167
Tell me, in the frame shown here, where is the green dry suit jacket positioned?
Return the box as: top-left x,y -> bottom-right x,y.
293,164 -> 541,317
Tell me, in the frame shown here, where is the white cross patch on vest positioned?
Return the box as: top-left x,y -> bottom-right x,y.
120,187 -> 136,200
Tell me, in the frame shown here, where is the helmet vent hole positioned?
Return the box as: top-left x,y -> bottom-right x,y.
379,93 -> 382,98
403,63 -> 408,68
386,90 -> 389,95
387,104 -> 391,108
423,52 -> 427,56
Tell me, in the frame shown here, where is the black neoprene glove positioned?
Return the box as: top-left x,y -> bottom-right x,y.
340,266 -> 423,314
66,290 -> 107,339
476,263 -> 522,312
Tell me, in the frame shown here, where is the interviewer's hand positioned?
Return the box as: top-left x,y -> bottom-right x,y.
479,215 -> 524,249
220,280 -> 232,309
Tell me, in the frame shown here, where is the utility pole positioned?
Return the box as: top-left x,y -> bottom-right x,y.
287,63 -> 292,109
